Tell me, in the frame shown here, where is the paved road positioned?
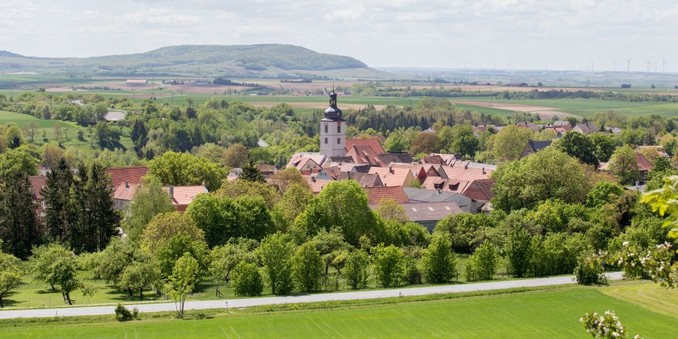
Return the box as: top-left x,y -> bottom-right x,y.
0,272 -> 623,319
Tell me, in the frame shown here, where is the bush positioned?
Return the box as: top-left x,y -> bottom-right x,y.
574,253 -> 608,285
231,262 -> 263,297
114,304 -> 139,321
344,250 -> 369,290
421,235 -> 456,284
465,242 -> 498,282
373,245 -> 406,287
580,310 -> 638,338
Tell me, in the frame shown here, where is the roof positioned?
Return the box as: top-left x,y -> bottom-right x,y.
379,153 -> 414,165
113,183 -> 140,201
636,152 -> 653,172
286,152 -> 327,170
345,138 -> 385,155
366,186 -> 409,205
304,176 -> 333,194
461,179 -> 495,202
573,122 -> 598,134
106,166 -> 148,189
525,139 -> 552,154
399,201 -> 464,222
346,145 -> 383,166
402,187 -> 474,212
104,110 -> 127,122
166,186 -> 208,211
439,164 -> 492,182
338,172 -> 383,188
368,166 -> 415,188
29,175 -> 47,200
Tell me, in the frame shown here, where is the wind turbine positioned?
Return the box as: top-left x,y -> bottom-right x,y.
625,59 -> 631,73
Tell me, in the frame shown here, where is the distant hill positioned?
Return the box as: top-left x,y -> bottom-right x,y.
0,44 -> 371,77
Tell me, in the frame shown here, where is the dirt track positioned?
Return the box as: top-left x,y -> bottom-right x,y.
453,100 -> 576,119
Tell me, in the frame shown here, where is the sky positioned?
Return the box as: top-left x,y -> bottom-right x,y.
1,0 -> 677,72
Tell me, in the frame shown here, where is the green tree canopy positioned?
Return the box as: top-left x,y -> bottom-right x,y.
491,147 -> 593,212
421,234 -> 457,284
140,212 -> 205,255
487,125 -> 534,162
608,145 -> 640,185
555,132 -> 599,167
122,175 -> 175,243
148,151 -> 226,191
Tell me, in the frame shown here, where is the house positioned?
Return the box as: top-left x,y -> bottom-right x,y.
402,187 -> 480,213
287,153 -> 327,173
599,151 -> 654,184
126,79 -> 148,85
368,166 -> 418,188
422,163 -> 494,202
345,138 -> 385,155
572,122 -> 598,135
521,139 -> 552,157
398,202 -> 464,231
106,166 -> 148,189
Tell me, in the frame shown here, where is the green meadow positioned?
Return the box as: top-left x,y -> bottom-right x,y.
1,282 -> 675,338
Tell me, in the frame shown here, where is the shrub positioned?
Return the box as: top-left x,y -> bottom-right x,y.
373,245 -> 406,288
575,253 -> 608,285
421,235 -> 456,284
344,250 -> 369,290
231,262 -> 263,297
465,242 -> 498,282
580,310 -> 639,338
115,304 -> 139,321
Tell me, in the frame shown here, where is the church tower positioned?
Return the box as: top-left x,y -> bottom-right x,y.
320,91 -> 346,158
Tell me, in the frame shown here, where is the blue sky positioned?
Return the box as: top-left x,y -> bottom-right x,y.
1,0 -> 676,71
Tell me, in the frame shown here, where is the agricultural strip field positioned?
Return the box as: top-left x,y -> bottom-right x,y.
1,283 -> 675,338
457,98 -> 678,118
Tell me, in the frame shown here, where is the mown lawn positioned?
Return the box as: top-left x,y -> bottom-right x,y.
1,284 -> 675,338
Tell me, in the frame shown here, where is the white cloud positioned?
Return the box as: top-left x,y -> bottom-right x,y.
123,8 -> 201,26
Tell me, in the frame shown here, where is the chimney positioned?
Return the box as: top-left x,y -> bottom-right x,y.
169,185 -> 174,198
482,167 -> 486,175
311,176 -> 316,183
388,165 -> 394,174
125,181 -> 129,189
464,163 -> 469,170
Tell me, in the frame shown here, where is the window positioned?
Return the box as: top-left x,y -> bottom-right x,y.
337,138 -> 341,144
325,138 -> 328,144
337,124 -> 341,133
324,124 -> 328,133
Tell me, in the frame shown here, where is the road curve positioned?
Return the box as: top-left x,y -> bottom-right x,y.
0,272 -> 623,319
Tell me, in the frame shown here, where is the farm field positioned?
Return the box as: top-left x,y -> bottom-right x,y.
1,283 -> 675,338
459,98 -> 678,118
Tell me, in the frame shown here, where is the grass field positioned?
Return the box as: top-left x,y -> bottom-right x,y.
0,283 -> 675,338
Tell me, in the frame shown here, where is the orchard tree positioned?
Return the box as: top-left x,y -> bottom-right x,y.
118,259 -> 160,300
488,125 -> 534,162
140,212 -> 205,255
373,244 -> 406,288
165,253 -> 201,317
209,238 -> 259,285
0,251 -> 22,308
344,250 -> 370,290
271,183 -> 313,232
30,243 -> 71,291
421,234 -> 457,284
292,242 -> 324,293
258,232 -> 294,295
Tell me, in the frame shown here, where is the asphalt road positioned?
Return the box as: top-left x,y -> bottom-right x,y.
0,272 -> 623,319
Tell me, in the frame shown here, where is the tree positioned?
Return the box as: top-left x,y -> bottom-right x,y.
556,132 -> 599,167
130,119 -> 148,157
294,180 -> 382,245
589,133 -> 617,162
502,219 -> 533,278
258,232 -> 294,295
586,181 -> 624,207
373,244 -> 405,287
465,242 -> 498,282
122,176 -> 175,243
272,183 -> 313,232
491,147 -> 592,212
155,234 -> 208,279
165,252 -> 201,317
30,243 -> 70,291
95,238 -> 142,287
421,234 -> 457,284
267,168 -> 311,193
140,212 -> 205,255
231,261 -> 263,297
0,251 -> 22,308
216,179 -> 280,209
51,251 -> 80,305
0,147 -> 38,179
209,238 -> 259,285
94,122 -> 121,150
4,123 -> 23,149
373,198 -> 409,223
72,162 -> 118,253
580,311 -> 636,339
344,250 -> 370,290
642,175 -> 678,240
42,158 -> 75,243
488,125 -> 534,162
409,132 -> 442,155
292,242 -> 324,293
148,151 -> 226,191
608,145 -> 640,185
118,259 -> 159,300
0,172 -> 39,259
222,143 -> 248,168
239,160 -> 265,183
440,125 -> 479,158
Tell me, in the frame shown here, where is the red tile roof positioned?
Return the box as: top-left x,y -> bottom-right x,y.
106,166 -> 148,189
368,166 -> 416,188
636,152 -> 653,172
346,138 -> 385,155
29,175 -> 47,200
166,186 -> 208,211
366,186 -> 409,205
113,183 -> 140,201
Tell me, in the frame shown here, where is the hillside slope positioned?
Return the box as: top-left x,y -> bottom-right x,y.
0,44 -> 369,77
